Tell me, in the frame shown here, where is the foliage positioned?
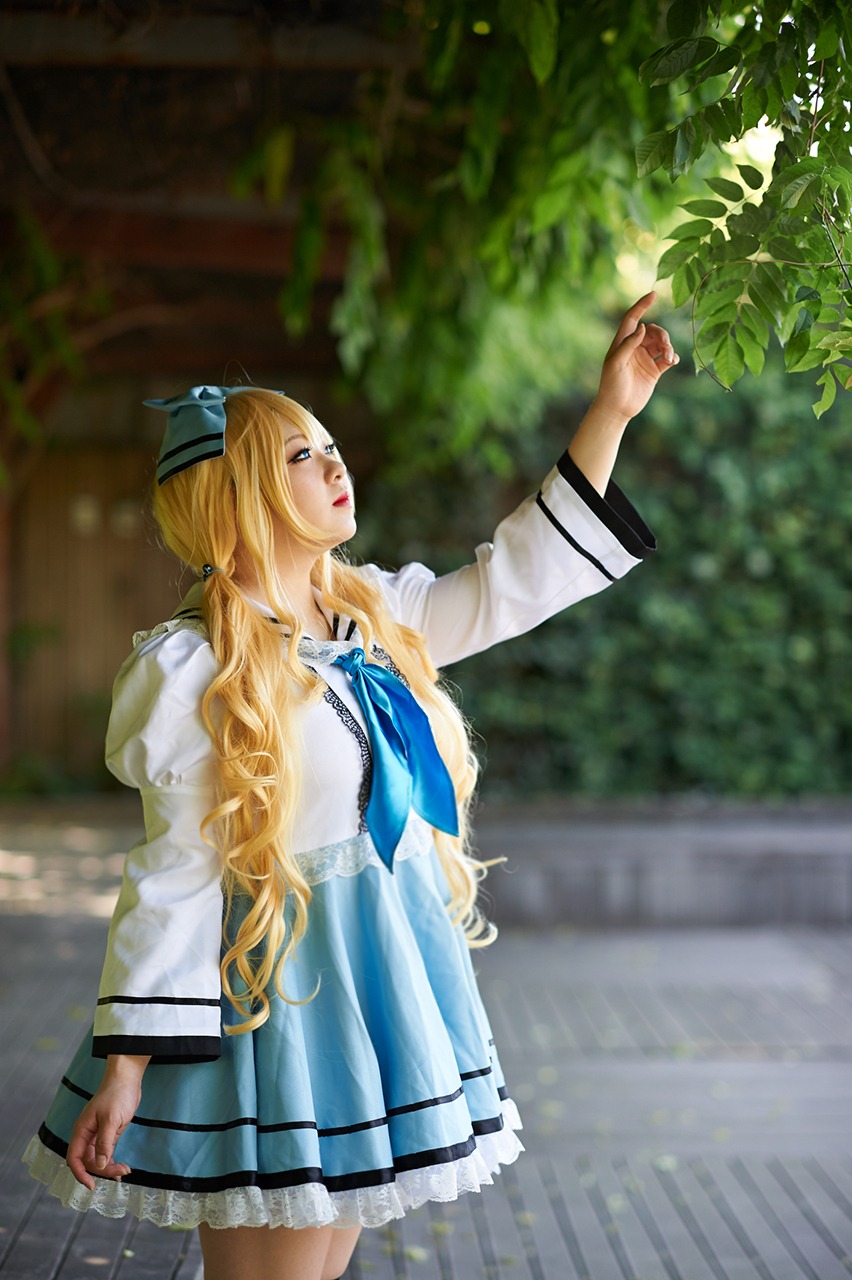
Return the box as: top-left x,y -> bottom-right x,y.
267,0 -> 852,461
353,332 -> 851,798
640,0 -> 852,416
0,211 -> 109,489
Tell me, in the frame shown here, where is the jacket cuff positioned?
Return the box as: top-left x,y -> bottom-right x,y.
93,994 -> 222,1064
554,451 -> 656,560
91,1033 -> 221,1065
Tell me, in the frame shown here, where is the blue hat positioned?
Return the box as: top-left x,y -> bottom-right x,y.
144,385 -> 238,486
144,385 -> 285,486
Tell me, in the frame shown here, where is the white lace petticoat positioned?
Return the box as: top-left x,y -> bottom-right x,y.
23,1101 -> 523,1231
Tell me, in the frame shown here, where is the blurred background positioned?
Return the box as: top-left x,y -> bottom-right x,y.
2,8 -> 852,1276
0,2 -> 848,816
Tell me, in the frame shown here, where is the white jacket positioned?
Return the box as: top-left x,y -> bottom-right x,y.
94,451 -> 655,1063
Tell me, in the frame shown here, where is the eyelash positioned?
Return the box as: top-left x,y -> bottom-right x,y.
289,442 -> 339,464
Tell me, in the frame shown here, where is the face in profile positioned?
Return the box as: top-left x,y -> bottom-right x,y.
281,424 -> 357,550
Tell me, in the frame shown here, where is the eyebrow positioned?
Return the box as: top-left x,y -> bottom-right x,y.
284,433 -> 307,446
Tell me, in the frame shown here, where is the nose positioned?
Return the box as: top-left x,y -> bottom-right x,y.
325,450 -> 345,481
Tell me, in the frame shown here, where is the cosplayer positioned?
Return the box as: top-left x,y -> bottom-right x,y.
25,294 -> 676,1280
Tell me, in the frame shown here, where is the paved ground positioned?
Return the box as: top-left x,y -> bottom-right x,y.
1,802 -> 852,1279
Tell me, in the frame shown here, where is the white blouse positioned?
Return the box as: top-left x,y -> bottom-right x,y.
93,452 -> 655,1063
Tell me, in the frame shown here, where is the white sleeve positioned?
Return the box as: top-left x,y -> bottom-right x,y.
370,451 -> 656,669
93,625 -> 224,1064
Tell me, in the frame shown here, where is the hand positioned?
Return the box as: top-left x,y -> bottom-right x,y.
594,291 -> 678,423
66,1058 -> 146,1190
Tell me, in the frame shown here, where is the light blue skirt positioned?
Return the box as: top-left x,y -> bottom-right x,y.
24,843 -> 522,1229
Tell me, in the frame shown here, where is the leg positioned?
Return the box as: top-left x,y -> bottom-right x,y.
322,1226 -> 362,1280
198,1222 -> 350,1280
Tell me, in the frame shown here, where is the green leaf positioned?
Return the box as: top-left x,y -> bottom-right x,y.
736,323 -> 766,377
755,262 -> 788,309
641,37 -> 719,86
784,329 -> 811,370
792,307 -> 814,336
768,236 -> 804,263
263,127 -> 295,205
737,164 -> 764,191
714,330 -> 745,385
666,0 -> 706,38
657,240 -> 697,279
815,331 -> 852,350
705,177 -> 745,202
523,0 -> 559,84
280,194 -> 325,337
696,281 -> 744,321
681,199 -> 728,217
426,11 -> 463,90
720,234 -> 760,260
636,130 -> 674,178
530,186 -> 572,233
741,81 -> 768,130
703,101 -> 738,143
780,173 -> 820,209
749,282 -> 781,327
668,218 -> 714,241
813,369 -> 837,418
790,347 -> 830,372
778,59 -> 798,104
813,25 -> 839,60
671,261 -> 694,307
740,303 -> 769,345
687,43 -> 740,89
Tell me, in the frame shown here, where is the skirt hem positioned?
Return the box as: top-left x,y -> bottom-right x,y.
22,1102 -> 524,1230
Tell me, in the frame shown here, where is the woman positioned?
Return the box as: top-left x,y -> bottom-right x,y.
25,294 -> 676,1279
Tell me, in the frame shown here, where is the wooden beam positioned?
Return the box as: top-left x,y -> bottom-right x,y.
0,13 -> 417,70
24,208 -> 351,279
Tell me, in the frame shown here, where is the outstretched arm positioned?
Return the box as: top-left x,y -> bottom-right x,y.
568,291 -> 678,496
66,1053 -> 150,1189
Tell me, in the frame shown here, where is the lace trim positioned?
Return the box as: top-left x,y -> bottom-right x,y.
293,812 -> 432,886
371,644 -> 409,687
297,636 -> 361,664
320,685 -> 372,834
132,616 -> 209,648
23,1103 -> 522,1231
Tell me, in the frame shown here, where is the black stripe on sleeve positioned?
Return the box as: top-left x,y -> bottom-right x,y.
555,451 -> 656,558
91,1034 -> 221,1064
97,995 -> 221,1007
535,494 -> 616,583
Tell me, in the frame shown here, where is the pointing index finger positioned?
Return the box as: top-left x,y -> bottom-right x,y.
609,290 -> 658,352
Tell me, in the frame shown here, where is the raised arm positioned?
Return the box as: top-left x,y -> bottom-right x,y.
567,291 -> 677,495
371,295 -> 674,668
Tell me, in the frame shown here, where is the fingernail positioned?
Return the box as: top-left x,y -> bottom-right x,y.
95,1155 -> 107,1170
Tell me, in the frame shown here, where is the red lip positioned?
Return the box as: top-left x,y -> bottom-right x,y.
333,494 -> 351,507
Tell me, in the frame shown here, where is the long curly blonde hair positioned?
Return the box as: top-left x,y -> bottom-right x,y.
152,389 -> 493,1035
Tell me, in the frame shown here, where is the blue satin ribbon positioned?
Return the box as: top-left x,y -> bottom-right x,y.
333,648 -> 459,871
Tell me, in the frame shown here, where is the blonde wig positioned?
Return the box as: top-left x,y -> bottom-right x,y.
152,389 -> 493,1035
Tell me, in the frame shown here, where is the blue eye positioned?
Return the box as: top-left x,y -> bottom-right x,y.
289,447 -> 311,463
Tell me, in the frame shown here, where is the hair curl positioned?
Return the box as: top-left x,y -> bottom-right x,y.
152,389 -> 493,1035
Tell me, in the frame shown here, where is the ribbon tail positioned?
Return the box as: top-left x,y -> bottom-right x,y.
380,680 -> 460,839
365,774 -> 412,871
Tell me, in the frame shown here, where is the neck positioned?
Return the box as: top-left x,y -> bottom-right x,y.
235,546 -> 331,637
